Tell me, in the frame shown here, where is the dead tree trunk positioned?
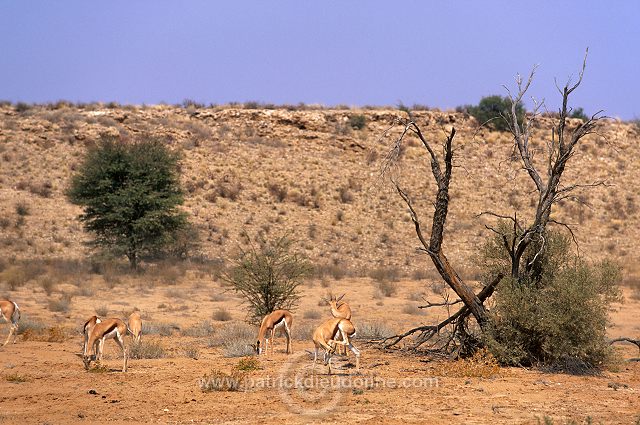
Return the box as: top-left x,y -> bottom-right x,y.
386,122 -> 492,336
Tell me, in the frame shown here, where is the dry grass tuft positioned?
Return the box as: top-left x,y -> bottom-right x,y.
199,369 -> 244,392
435,348 -> 501,378
129,339 -> 167,359
235,357 -> 261,371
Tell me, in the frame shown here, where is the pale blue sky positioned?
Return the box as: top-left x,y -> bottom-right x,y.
1,1 -> 638,119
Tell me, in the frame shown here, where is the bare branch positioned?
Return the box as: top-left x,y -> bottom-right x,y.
418,299 -> 463,309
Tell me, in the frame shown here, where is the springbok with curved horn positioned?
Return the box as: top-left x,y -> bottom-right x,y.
255,310 -> 293,355
312,317 -> 360,374
326,293 -> 352,355
0,299 -> 21,346
81,318 -> 128,372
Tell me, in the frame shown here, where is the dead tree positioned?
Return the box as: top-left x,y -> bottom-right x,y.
381,119 -> 503,350
381,50 -> 603,351
482,49 -> 605,281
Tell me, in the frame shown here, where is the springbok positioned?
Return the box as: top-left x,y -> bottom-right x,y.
81,318 -> 128,372
0,299 -> 21,346
255,310 -> 293,355
128,312 -> 142,343
326,293 -> 352,355
312,317 -> 360,374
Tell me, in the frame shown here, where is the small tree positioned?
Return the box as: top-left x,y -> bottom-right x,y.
68,136 -> 188,269
467,95 -> 525,132
225,235 -> 311,325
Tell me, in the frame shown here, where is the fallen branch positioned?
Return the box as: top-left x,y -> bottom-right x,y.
382,273 -> 504,349
610,337 -> 640,353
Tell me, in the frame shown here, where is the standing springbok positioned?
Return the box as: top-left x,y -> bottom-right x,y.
255,310 -> 293,355
327,293 -> 351,355
0,299 -> 21,346
312,317 -> 360,374
81,318 -> 128,372
128,312 -> 142,343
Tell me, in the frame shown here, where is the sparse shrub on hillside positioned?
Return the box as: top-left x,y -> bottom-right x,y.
214,178 -> 242,201
29,181 -> 53,198
314,263 -> 349,280
225,235 -> 311,325
369,266 -> 401,282
349,114 -> 367,130
267,183 -> 288,202
464,95 -> 525,132
15,201 -> 30,216
338,187 -> 354,204
15,102 -> 31,113
95,305 -> 109,316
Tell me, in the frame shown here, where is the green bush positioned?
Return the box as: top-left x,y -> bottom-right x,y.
465,95 -> 525,132
224,235 -> 311,324
569,107 -> 589,121
481,228 -> 621,371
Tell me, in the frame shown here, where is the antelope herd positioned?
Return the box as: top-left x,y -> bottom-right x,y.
1,293 -> 361,375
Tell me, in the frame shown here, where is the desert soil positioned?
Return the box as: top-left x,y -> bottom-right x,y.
0,277 -> 638,425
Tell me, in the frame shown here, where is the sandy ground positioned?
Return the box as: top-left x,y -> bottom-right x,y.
0,278 -> 639,424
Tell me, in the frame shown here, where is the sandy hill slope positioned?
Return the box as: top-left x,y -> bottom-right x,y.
1,104 -> 638,280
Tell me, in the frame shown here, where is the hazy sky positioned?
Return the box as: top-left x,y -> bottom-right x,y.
1,1 -> 638,119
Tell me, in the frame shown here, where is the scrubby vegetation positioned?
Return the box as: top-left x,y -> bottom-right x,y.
482,228 -> 621,371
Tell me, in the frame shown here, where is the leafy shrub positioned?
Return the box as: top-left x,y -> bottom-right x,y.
225,235 -> 311,324
482,229 -> 621,371
465,95 -> 525,132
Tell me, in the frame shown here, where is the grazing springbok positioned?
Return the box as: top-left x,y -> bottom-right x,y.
255,310 -> 293,355
312,317 -> 360,374
128,312 -> 142,343
81,318 -> 128,372
327,293 -> 352,355
0,299 -> 21,346
82,315 -> 101,354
